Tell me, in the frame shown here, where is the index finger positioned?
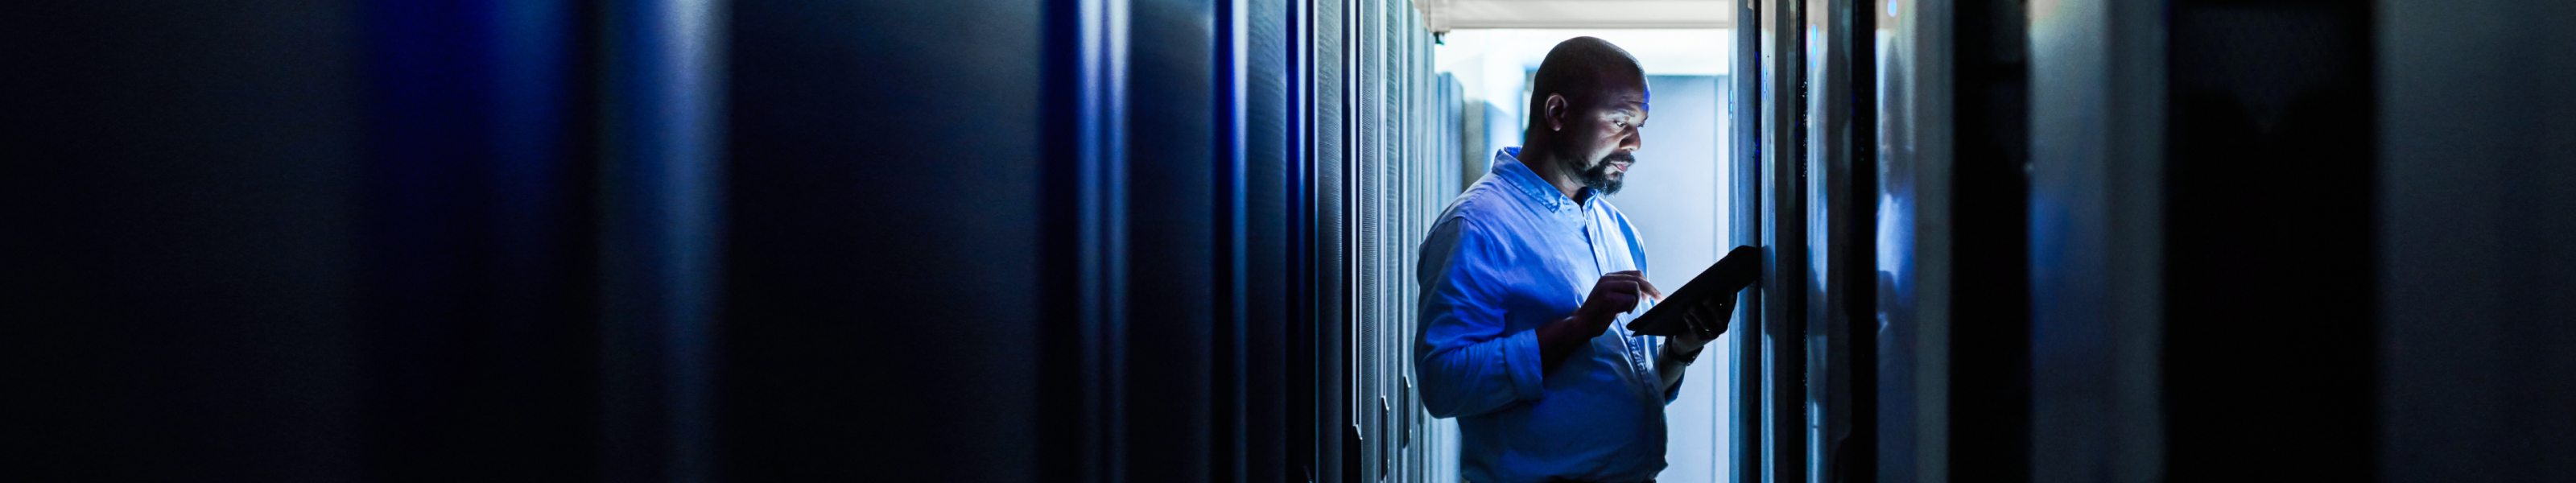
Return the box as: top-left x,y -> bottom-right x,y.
1604,271 -> 1663,301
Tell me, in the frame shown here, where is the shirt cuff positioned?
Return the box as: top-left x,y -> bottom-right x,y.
1506,328 -> 1546,402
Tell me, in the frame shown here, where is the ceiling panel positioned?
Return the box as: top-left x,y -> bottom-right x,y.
1420,0 -> 1733,31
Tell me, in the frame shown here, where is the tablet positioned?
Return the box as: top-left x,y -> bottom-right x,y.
1627,245 -> 1762,336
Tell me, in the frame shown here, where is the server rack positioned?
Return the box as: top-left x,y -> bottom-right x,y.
1296,2 -> 1456,482
1331,2 -> 1453,481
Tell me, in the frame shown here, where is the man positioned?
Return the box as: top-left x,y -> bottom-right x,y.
1414,37 -> 1733,483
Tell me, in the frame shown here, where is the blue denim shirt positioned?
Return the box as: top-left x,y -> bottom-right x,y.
1415,147 -> 1684,483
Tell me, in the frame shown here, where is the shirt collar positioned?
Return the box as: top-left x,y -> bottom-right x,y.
1491,147 -> 1593,213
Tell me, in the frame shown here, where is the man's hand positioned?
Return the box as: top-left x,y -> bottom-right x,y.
1655,290 -> 1739,391
1666,290 -> 1737,355
1666,246 -> 1760,365
1537,270 -> 1662,373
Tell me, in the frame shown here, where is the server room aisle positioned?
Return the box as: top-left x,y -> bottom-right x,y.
13,1 -> 2576,483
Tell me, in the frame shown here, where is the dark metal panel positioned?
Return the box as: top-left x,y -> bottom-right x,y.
1939,0 -> 2031,480
1125,0 -> 1222,478
597,1 -> 724,481
1248,2 -> 1294,482
1288,0 -> 1327,480
2161,3 -> 2376,481
1801,0 -> 1874,479
1729,0 -> 1769,481
2,1 -> 365,480
1806,0 -> 1848,474
1351,1 -> 1383,479
3,0 -> 724,480
2025,0 -> 2165,480
723,0 -> 1050,481
1835,0 -> 1884,481
1758,0 -> 1814,480
351,2 -> 606,480
1311,0 -> 1352,480
2378,1 -> 2576,481
1872,0 -> 1955,480
1039,1 -> 1129,481
1217,0 -> 1261,481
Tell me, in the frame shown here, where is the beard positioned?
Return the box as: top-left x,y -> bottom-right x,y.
1576,151 -> 1633,196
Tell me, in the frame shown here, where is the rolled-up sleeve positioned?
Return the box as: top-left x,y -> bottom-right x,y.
1414,217 -> 1546,419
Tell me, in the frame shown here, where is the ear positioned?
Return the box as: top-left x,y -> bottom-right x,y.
1543,93 -> 1569,132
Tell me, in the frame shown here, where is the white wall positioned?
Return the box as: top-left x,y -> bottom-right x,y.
1611,75 -> 1730,483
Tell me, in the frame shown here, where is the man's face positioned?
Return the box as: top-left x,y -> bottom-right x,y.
1548,77 -> 1649,195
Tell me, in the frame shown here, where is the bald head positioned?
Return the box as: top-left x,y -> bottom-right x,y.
1522,37 -> 1650,199
1525,37 -> 1646,137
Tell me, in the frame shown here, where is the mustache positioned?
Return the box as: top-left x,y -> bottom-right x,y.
1593,152 -> 1636,171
